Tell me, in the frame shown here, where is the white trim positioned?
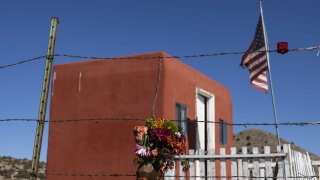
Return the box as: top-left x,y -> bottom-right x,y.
195,87 -> 215,179
196,87 -> 215,150
175,153 -> 286,159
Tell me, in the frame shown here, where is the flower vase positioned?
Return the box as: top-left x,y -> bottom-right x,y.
136,163 -> 164,180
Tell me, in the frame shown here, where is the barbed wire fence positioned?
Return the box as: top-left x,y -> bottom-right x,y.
0,117 -> 319,127
1,46 -> 320,179
1,170 -> 319,179
1,45 -> 319,70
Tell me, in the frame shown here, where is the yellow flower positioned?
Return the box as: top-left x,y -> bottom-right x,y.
151,118 -> 165,128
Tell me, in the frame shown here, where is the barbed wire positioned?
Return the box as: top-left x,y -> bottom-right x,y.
38,172 -> 320,179
0,118 -> 319,127
55,46 -> 320,60
44,172 -> 136,177
0,45 -> 319,70
0,55 -> 46,69
1,170 -> 318,179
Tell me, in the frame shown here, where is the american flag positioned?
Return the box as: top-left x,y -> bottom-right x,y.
241,15 -> 269,93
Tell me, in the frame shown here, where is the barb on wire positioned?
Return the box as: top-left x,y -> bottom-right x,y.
0,56 -> 46,69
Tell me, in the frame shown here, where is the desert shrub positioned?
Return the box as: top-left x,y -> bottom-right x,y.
15,170 -> 30,179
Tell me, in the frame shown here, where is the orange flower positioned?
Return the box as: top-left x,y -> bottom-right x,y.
160,162 -> 167,172
134,126 -> 148,134
166,136 -> 186,154
133,126 -> 148,142
151,149 -> 158,156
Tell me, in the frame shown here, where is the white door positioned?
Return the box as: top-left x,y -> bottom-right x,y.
195,94 -> 206,179
196,94 -> 206,151
195,89 -> 215,179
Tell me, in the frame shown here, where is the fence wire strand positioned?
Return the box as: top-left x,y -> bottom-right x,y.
1,45 -> 320,180
39,172 -> 319,179
0,118 -> 319,127
0,55 -> 47,69
1,45 -> 319,70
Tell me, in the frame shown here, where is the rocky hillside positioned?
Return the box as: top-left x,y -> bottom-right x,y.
0,156 -> 45,180
233,128 -> 320,161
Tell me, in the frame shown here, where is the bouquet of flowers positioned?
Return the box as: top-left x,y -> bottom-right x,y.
133,117 -> 188,175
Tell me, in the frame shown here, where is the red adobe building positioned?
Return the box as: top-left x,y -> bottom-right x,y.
46,52 -> 233,179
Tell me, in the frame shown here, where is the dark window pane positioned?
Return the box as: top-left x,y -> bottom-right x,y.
223,121 -> 228,145
219,120 -> 223,144
219,119 -> 228,145
176,103 -> 188,135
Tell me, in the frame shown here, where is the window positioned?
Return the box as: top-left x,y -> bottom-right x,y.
219,119 -> 228,145
176,103 -> 188,135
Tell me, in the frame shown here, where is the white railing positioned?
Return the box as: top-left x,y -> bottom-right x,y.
165,144 -> 318,180
312,161 -> 320,180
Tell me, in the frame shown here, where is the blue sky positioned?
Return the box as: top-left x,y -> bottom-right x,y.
0,0 -> 319,161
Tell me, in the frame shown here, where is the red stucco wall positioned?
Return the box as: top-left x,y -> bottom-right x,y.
46,52 -> 233,179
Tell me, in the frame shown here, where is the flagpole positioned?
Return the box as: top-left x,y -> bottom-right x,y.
259,1 -> 281,145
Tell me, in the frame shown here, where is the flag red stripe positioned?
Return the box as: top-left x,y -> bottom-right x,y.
252,83 -> 268,93
244,52 -> 266,68
248,58 -> 267,74
252,76 -> 268,84
240,15 -> 269,93
250,66 -> 268,82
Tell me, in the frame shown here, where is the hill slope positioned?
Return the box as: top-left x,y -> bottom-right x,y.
0,128 -> 318,179
0,156 -> 45,179
233,128 -> 320,161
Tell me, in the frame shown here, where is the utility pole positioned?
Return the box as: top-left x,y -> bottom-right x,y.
30,17 -> 59,180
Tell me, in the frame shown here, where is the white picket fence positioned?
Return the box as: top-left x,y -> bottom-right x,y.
165,144 -> 319,180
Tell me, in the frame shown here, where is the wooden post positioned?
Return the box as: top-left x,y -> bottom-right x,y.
207,149 -> 216,179
252,147 -> 260,180
230,147 -> 237,180
30,17 -> 59,180
264,146 -> 273,179
242,147 -> 249,180
220,148 -> 226,180
282,144 -> 291,178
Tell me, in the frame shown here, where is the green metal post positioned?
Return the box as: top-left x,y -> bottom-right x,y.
30,17 -> 59,180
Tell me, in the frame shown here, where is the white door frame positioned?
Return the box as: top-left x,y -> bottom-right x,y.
196,87 -> 215,151
195,88 -> 215,179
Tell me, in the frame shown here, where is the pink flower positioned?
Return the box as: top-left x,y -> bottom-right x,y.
134,126 -> 148,134
135,133 -> 143,141
135,144 -> 151,156
134,126 -> 148,142
151,149 -> 158,156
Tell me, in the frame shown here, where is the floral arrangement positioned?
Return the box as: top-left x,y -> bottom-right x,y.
134,116 -> 188,175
